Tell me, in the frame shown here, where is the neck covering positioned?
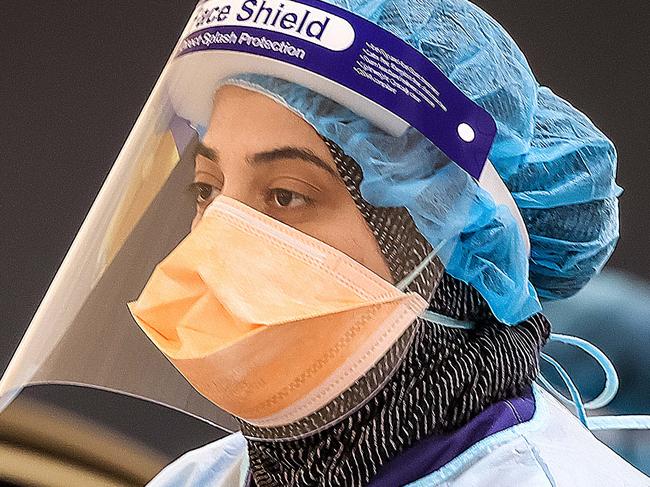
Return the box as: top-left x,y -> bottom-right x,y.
243,141 -> 550,486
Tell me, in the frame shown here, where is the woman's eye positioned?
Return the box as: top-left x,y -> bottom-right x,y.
270,189 -> 310,208
187,182 -> 218,205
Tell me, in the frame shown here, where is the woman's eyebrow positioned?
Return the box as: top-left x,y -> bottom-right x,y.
249,147 -> 339,179
193,141 -> 219,162
193,142 -> 339,180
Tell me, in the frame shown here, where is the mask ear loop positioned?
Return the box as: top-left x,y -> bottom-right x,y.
395,241 -> 444,292
548,333 -> 618,410
537,333 -> 616,422
191,123 -> 207,140
538,352 -> 588,425
539,332 -> 650,431
396,241 -> 650,430
396,239 -> 476,332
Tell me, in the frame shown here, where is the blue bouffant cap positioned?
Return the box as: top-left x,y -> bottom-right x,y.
216,0 -> 620,324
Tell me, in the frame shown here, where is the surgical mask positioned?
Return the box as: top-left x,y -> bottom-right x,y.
128,196 -> 436,431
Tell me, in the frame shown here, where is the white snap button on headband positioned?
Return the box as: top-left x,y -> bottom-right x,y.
457,123 -> 475,143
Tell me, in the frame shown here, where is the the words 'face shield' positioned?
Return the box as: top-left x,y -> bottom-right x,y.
1,0 -> 525,437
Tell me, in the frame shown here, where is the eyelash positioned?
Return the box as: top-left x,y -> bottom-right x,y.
266,188 -> 314,210
186,183 -> 314,209
187,182 -> 219,206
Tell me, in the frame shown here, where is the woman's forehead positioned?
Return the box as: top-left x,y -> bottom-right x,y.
206,85 -> 334,165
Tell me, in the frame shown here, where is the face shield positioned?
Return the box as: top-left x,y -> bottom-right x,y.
1,0 -> 531,439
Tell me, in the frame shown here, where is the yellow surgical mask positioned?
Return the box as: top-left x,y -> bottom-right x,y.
128,196 -> 428,427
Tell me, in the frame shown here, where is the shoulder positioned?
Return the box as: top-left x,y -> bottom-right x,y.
520,387 -> 649,486
409,387 -> 649,487
147,432 -> 248,487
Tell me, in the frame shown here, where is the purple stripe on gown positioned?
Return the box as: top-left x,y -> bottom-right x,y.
368,388 -> 535,487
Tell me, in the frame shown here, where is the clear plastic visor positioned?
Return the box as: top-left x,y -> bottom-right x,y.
0,60 -> 437,439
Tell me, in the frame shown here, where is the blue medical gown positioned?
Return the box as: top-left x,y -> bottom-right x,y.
147,387 -> 649,486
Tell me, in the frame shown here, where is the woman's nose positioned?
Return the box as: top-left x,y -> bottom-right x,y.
217,181 -> 266,215
191,181 -> 262,231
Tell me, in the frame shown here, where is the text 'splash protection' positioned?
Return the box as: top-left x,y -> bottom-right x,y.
178,0 -> 497,179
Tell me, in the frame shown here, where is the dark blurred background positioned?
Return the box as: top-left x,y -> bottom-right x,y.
1,0 -> 648,483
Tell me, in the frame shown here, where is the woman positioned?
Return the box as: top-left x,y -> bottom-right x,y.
137,65 -> 646,484
2,0 -> 647,485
